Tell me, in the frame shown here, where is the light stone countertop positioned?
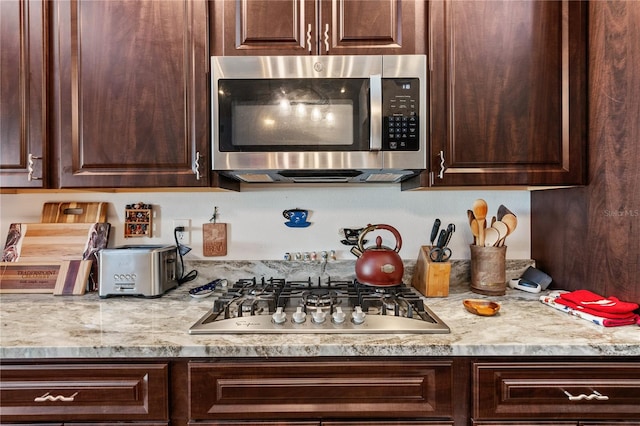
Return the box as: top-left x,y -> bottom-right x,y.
1,260 -> 639,359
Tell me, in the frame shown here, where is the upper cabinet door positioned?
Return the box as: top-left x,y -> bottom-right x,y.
211,0 -> 425,56
319,0 -> 425,55
0,0 -> 47,188
51,0 -> 210,188
412,0 -> 587,188
212,0 -> 316,55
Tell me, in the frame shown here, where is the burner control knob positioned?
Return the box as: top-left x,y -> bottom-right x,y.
332,307 -> 346,324
292,307 -> 306,324
312,308 -> 326,324
272,307 -> 287,324
352,306 -> 366,324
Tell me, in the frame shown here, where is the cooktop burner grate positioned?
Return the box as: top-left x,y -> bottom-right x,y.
189,277 -> 450,334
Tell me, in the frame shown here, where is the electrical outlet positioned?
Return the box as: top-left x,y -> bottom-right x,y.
173,219 -> 191,245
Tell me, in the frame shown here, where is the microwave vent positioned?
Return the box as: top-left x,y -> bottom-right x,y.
365,173 -> 407,182
235,173 -> 275,183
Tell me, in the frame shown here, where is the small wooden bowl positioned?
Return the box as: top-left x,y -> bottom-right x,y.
463,299 -> 500,316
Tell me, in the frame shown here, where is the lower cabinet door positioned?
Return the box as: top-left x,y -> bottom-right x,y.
324,422 -> 454,425
580,423 -> 640,426
472,422 -> 576,426
189,360 -> 454,421
192,421 -> 451,426
184,422 -> 318,426
578,420 -> 640,426
0,363 -> 169,422
473,362 -> 640,421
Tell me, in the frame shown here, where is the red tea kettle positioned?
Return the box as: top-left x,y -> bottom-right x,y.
350,224 -> 404,287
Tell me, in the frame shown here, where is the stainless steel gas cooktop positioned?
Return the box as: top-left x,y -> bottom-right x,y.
189,277 -> 450,334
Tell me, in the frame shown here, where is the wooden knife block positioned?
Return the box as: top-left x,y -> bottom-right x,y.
411,246 -> 451,297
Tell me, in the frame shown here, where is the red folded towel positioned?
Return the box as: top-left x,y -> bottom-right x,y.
556,290 -> 639,319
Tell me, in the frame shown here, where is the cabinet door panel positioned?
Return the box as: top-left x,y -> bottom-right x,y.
212,0 -> 424,56
52,0 -> 209,187
214,0 -> 315,55
473,423 -> 575,426
473,362 -> 640,420
0,363 -> 168,422
189,359 -> 453,420
320,0 -> 425,55
0,0 -> 47,188
325,422 -> 453,425
190,423 -> 317,426
423,0 -> 586,187
581,423 -> 640,426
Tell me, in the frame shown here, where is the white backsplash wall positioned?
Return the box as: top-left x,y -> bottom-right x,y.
0,185 -> 530,261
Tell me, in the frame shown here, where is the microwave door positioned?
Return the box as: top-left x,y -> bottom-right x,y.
211,56 -> 391,176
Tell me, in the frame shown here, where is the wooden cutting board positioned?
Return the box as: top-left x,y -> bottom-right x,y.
41,202 -> 108,223
203,223 -> 227,256
2,223 -> 110,262
0,260 -> 91,295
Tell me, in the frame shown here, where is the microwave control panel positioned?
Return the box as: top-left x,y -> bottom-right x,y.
382,79 -> 420,151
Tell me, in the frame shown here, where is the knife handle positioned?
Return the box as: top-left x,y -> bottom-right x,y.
430,219 -> 441,245
436,229 -> 447,248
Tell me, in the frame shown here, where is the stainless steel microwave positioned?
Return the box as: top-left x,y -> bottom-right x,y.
211,55 -> 427,183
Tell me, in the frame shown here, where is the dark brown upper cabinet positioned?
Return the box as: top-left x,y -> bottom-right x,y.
404,0 -> 587,189
50,0 -> 229,188
0,0 -> 47,188
210,0 -> 426,56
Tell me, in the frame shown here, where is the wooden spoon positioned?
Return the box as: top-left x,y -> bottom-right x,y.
491,221 -> 509,246
472,199 -> 488,246
497,204 -> 515,221
498,213 -> 518,246
467,210 -> 479,245
483,227 -> 500,247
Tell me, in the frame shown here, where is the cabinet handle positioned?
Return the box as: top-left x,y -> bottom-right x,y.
437,150 -> 445,179
27,153 -> 42,181
428,4 -> 433,72
34,391 -> 78,402
306,24 -> 312,53
193,151 -> 201,180
323,23 -> 330,53
369,74 -> 382,151
563,389 -> 609,401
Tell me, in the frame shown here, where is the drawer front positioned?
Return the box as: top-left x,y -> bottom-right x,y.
189,360 -> 453,420
0,363 -> 168,422
473,362 -> 640,420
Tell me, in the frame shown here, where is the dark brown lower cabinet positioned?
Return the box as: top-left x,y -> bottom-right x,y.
2,358 -> 640,425
188,359 -> 455,423
0,363 -> 169,424
472,362 -> 640,425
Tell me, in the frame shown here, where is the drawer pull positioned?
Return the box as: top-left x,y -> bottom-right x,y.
34,391 -> 78,402
563,389 -> 609,401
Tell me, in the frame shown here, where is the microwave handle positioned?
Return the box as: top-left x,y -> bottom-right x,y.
370,74 -> 382,151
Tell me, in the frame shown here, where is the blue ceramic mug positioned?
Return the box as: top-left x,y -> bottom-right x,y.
283,208 -> 308,225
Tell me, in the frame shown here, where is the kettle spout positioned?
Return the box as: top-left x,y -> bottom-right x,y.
350,246 -> 363,258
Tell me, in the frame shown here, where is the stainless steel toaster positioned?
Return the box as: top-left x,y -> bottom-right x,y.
99,245 -> 178,298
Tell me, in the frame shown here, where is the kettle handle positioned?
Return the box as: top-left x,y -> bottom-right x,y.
357,224 -> 402,254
